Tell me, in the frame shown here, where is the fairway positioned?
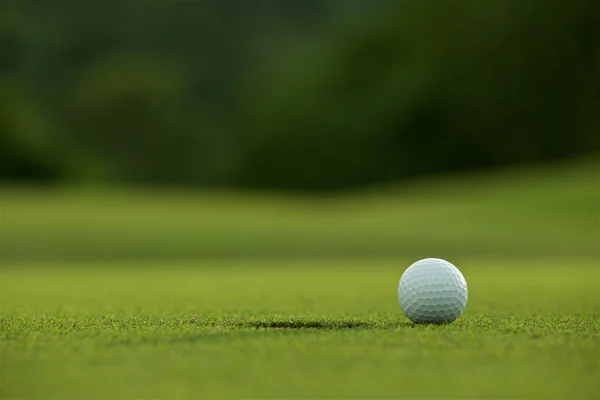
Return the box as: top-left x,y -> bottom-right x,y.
1,157 -> 599,398
1,258 -> 599,399
2,1 -> 599,396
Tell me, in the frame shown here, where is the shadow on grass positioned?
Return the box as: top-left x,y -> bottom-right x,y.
244,319 -> 374,330
101,318 -> 446,347
186,317 -> 416,330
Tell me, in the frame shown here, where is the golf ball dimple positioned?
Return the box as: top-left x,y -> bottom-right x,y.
397,258 -> 468,324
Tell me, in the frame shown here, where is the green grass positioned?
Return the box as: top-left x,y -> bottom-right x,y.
1,156 -> 599,398
0,155 -> 598,261
1,258 -> 599,399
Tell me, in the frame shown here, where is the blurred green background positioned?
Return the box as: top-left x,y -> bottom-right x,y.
1,0 -> 598,191
1,0 -> 598,262
1,2 -> 599,398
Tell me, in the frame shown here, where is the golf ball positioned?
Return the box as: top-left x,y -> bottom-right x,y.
397,258 -> 468,324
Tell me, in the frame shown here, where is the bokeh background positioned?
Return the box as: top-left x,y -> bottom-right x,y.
1,2 -> 599,398
0,0 -> 598,261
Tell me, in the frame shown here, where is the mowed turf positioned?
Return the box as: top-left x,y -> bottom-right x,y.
1,156 -> 599,398
0,156 -> 598,262
1,258 -> 599,399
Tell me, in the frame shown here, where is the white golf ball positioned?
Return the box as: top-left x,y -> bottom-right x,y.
397,258 -> 468,324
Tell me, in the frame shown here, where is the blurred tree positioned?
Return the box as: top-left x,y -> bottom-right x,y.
0,78 -> 81,181
237,0 -> 600,190
66,52 -> 209,184
0,0 -> 597,189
